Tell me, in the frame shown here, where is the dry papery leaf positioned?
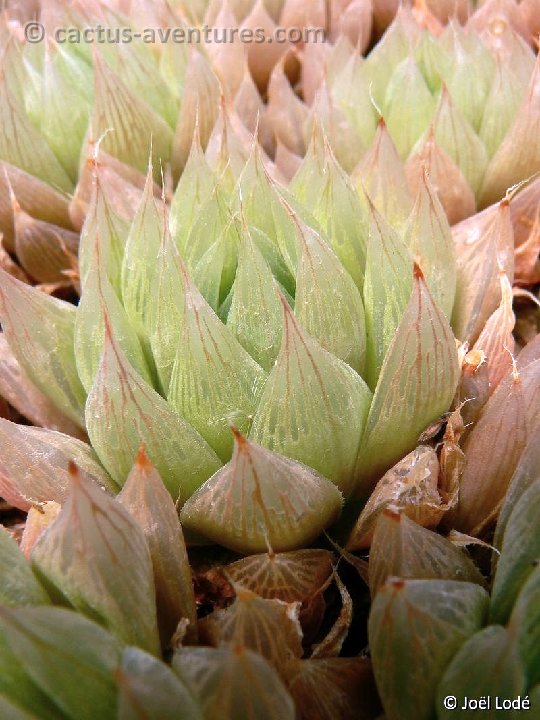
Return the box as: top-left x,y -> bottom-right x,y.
348,445 -> 446,551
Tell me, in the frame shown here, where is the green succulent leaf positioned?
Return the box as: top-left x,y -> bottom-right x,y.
31,467 -> 160,654
172,646 -> 296,720
0,606 -> 121,720
368,578 -> 489,720
362,201 -> 413,389
226,226 -> 284,371
294,219 -> 366,376
355,265 -> 459,494
181,429 -> 343,553
85,319 -> 221,500
0,270 -> 86,427
0,695 -> 37,720
250,298 -> 372,496
0,527 -> 50,607
491,479 -> 540,625
436,626 -> 526,720
509,562 -> 540,687
117,647 -> 202,720
117,449 -> 198,648
168,266 -> 266,463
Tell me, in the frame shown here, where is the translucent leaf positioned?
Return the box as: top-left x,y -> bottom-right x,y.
402,170 -> 456,320
355,265 -> 460,493
171,51 -> 221,178
490,479 -> 540,624
509,562 -> 540,687
224,549 -> 334,602
0,77 -> 72,193
405,130 -> 476,225
330,53 -> 377,154
368,512 -> 485,596
198,589 -> 303,677
428,87 -> 488,195
384,57 -> 437,159
289,125 -> 368,289
117,449 -> 198,649
0,333 -> 85,438
479,54 -> 540,208
479,58 -> 529,159
436,626 -> 526,719
226,226 -> 283,371
368,579 -> 489,720
293,218 -> 366,374
267,56 -> 309,158
353,119 -> 413,228
31,467 -> 160,654
242,1 -> 288,90
362,202 -> 413,389
250,299 -> 372,496
451,199 -> 514,344
75,246 -> 152,393
181,429 -> 343,553
91,52 -> 173,175
0,607 -> 121,720
168,266 -> 266,463
0,418 -> 116,511
78,173 -> 129,296
0,270 -> 86,427
85,322 -> 221,501
169,131 -> 217,251
117,646 -> 203,720
0,527 -> 50,607
173,645 -> 295,720
19,502 -> 61,560
288,657 -> 380,720
121,166 -> 164,340
350,445 -> 442,548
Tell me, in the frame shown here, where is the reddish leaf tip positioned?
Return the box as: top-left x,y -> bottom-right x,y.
413,261 -> 425,281
136,444 -> 152,470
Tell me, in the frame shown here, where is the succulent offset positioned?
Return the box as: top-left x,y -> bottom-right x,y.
0,0 -> 540,718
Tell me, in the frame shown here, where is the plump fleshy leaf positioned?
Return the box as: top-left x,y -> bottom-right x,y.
368,579 -> 488,720
0,606 -> 121,720
362,201 -> 413,388
402,170 -> 456,320
250,298 -> 372,496
224,549 -> 334,602
31,467 -> 160,654
289,125 -> 368,289
508,562 -> 540,687
181,429 -> 343,553
368,511 -> 485,596
355,265 -> 460,493
436,626 -> 526,719
0,527 -> 50,607
117,449 -> 198,648
173,645 -> 295,720
0,270 -> 86,426
226,226 -> 283,371
116,646 -> 202,720
0,418 -> 116,511
19,502 -> 61,560
347,446 -> 442,550
294,218 -> 366,375
85,321 -> 221,500
168,264 -> 266,462
490,478 -> 540,624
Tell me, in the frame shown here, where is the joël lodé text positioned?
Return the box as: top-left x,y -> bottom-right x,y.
459,695 -> 531,711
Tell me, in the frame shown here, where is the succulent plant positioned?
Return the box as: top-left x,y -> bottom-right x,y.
1,1 -> 540,718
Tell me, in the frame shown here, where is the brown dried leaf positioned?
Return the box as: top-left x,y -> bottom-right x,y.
311,571 -> 352,658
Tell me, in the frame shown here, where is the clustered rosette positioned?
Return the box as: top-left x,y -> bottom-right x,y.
0,1 -> 539,719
